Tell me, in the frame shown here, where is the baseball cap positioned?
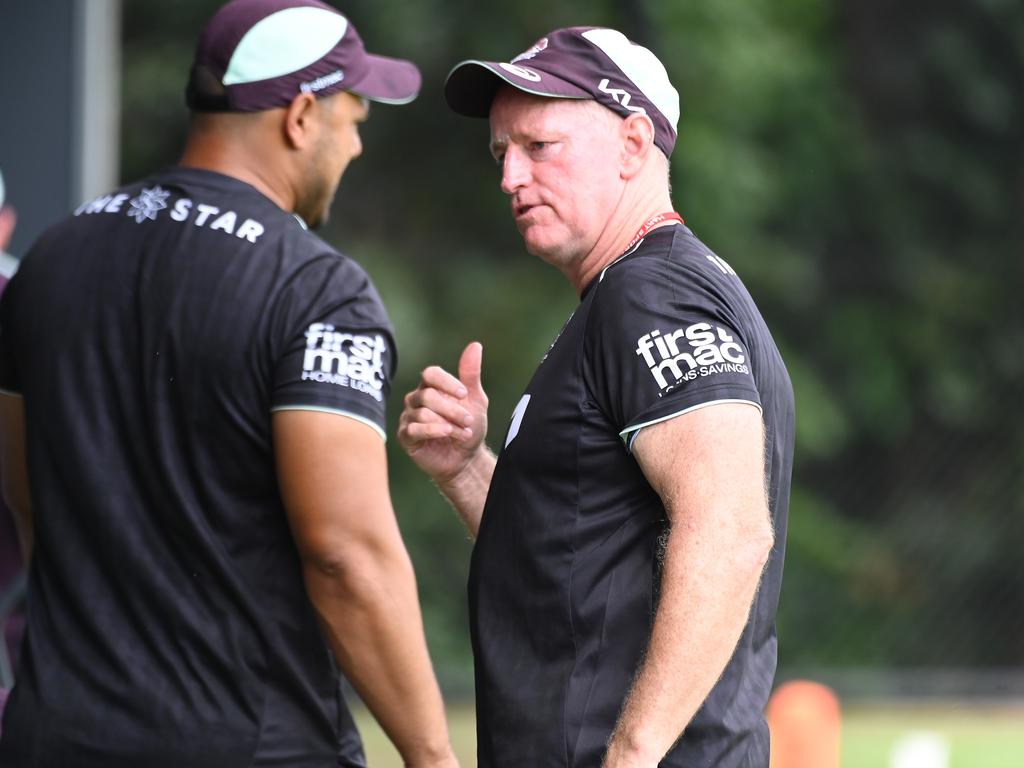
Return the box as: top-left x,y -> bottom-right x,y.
186,0 -> 421,112
445,27 -> 680,157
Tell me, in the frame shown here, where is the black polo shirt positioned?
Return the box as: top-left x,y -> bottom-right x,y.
0,167 -> 395,767
470,224 -> 794,767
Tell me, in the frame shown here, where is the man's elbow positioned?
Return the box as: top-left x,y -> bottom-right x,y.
715,510 -> 773,579
300,534 -> 414,600
740,518 -> 775,576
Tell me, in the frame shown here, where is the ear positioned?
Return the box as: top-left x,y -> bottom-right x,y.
619,113 -> 655,180
283,92 -> 320,151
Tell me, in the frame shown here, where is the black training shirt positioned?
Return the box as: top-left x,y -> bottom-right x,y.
0,167 -> 394,767
470,224 -> 794,767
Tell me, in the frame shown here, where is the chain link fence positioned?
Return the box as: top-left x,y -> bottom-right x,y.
778,393 -> 1024,701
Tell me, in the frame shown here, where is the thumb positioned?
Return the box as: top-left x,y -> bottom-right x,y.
458,341 -> 484,397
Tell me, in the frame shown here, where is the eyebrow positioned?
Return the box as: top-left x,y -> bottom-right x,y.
489,136 -> 508,158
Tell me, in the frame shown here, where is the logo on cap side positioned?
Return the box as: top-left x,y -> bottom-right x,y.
598,79 -> 646,115
581,28 -> 679,129
300,70 -> 345,94
499,63 -> 542,82
511,38 -> 549,63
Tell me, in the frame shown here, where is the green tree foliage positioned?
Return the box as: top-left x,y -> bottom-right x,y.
121,0 -> 1023,687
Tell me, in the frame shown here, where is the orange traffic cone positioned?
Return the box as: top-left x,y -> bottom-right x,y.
767,680 -> 841,768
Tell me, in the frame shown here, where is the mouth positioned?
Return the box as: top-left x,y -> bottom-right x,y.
513,201 -> 542,222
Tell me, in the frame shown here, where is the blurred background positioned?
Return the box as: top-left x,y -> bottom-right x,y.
1,0 -> 1022,765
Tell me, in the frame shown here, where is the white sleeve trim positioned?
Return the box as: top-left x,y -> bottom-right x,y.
269,405 -> 386,442
619,398 -> 762,452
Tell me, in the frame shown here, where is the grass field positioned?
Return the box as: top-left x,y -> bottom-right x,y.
841,705 -> 1024,768
354,704 -> 1024,767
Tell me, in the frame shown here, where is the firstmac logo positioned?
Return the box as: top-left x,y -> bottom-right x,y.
302,322 -> 386,402
636,323 -> 749,391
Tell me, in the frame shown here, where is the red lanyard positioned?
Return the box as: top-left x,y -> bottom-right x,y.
623,212 -> 685,254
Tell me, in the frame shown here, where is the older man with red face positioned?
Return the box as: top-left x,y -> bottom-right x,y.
399,28 -> 795,768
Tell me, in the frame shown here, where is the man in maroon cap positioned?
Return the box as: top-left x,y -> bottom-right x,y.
0,2 -> 457,766
400,27 -> 794,767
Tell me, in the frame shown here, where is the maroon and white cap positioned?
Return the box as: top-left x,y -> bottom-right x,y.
186,0 -> 421,112
445,27 -> 680,157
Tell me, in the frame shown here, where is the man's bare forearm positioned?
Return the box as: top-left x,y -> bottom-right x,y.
434,446 -> 496,539
0,393 -> 32,561
304,545 -> 456,767
603,521 -> 772,767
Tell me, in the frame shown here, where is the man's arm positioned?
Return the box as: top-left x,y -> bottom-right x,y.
274,410 -> 457,768
0,392 -> 32,561
397,342 -> 493,538
603,402 -> 774,768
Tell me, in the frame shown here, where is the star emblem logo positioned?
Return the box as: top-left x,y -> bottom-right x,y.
126,186 -> 170,223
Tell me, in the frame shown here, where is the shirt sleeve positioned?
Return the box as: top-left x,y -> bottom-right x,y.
269,253 -> 397,441
583,253 -> 761,451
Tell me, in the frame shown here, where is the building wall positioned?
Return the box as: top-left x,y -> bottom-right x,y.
0,0 -> 120,257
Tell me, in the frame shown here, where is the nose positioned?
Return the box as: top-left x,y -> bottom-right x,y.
500,146 -> 530,196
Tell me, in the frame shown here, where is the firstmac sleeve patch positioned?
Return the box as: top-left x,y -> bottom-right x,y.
270,254 -> 396,438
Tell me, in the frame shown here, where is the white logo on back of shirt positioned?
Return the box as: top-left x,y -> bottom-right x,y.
635,323 -> 749,392
302,322 -> 386,402
76,189 -> 266,243
126,186 -> 170,223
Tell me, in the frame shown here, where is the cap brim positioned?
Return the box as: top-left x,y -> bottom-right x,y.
444,60 -> 591,117
346,53 -> 421,105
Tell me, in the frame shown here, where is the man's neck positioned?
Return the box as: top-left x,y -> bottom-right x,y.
567,185 -> 676,296
178,124 -> 294,214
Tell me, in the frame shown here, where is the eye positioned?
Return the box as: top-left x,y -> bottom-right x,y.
529,141 -> 549,152
493,152 -> 506,168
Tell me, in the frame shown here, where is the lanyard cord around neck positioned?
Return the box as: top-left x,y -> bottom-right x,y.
623,211 -> 685,254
